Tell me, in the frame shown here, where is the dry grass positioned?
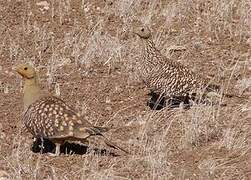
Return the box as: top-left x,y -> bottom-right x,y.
0,0 -> 250,179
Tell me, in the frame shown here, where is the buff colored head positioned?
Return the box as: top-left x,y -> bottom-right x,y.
134,25 -> 152,39
15,64 -> 36,79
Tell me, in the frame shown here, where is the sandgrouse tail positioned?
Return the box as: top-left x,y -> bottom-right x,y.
15,64 -> 128,155
134,25 -> 226,108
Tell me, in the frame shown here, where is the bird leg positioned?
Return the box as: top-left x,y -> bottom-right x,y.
47,143 -> 61,156
55,143 -> 61,156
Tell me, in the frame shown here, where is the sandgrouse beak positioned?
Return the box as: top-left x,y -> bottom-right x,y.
132,27 -> 140,36
14,65 -> 25,78
12,65 -> 17,72
13,65 -> 22,76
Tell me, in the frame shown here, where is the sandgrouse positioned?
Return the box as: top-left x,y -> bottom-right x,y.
15,63 -> 127,155
134,25 -> 226,108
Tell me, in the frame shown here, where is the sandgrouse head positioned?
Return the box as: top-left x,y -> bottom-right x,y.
15,64 -> 36,79
134,25 -> 152,39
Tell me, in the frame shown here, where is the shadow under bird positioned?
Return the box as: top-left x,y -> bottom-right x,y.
15,63 -> 128,156
134,25 -> 239,109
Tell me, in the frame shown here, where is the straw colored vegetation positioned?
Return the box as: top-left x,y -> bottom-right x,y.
0,0 -> 250,179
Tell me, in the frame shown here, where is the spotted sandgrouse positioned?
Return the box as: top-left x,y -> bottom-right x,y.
15,64 -> 128,155
134,25 -> 225,107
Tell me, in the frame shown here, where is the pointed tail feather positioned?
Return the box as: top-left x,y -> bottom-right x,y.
206,84 -> 245,99
91,126 -> 129,154
93,126 -> 110,133
101,135 -> 129,154
223,93 -> 246,99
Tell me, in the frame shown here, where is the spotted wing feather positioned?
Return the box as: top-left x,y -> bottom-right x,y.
23,96 -> 103,140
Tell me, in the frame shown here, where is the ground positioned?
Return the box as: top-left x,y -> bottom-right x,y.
0,0 -> 250,179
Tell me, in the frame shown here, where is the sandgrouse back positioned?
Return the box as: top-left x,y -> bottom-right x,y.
134,25 -> 217,105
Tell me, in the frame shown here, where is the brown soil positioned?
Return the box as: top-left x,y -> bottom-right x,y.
0,0 -> 250,179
